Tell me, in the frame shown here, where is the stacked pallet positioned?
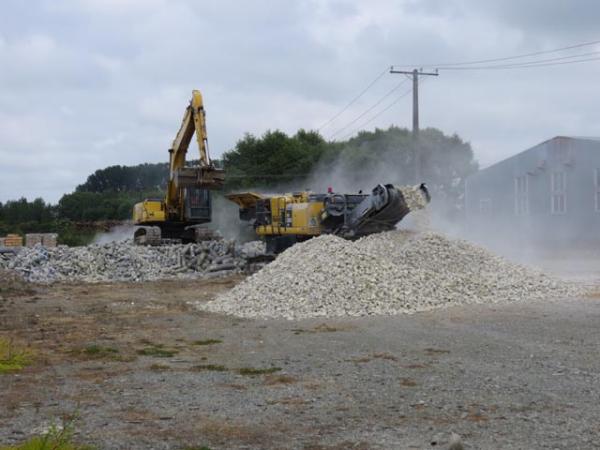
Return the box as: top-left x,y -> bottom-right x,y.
24,233 -> 58,248
25,234 -> 43,248
42,233 -> 58,247
3,234 -> 23,247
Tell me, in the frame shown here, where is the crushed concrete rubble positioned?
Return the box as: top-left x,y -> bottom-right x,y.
0,240 -> 266,283
398,185 -> 428,210
200,231 -> 585,319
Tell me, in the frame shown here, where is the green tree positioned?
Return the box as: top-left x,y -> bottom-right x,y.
223,129 -> 328,189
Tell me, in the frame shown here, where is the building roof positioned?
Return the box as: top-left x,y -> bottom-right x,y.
472,136 -> 600,178
562,136 -> 600,142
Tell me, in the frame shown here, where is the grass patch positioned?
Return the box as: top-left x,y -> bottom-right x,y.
83,344 -> 118,356
68,344 -> 131,362
237,367 -> 281,376
372,352 -> 398,361
347,356 -> 372,363
136,345 -> 178,358
348,352 -> 398,364
0,421 -> 93,450
264,374 -> 297,385
424,348 -> 450,356
400,377 -> 418,387
0,338 -> 33,374
292,324 -> 354,334
312,323 -> 348,333
149,363 -> 171,371
192,339 -> 223,346
191,364 -> 228,372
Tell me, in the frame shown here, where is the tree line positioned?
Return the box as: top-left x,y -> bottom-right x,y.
1,126 -> 478,245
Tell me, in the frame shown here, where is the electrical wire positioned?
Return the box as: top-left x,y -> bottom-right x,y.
439,55 -> 600,71
317,66 -> 390,132
328,78 -> 409,140
338,84 -> 415,141
393,38 -> 600,69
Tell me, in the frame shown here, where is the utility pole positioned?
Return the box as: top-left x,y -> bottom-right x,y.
389,67 -> 438,182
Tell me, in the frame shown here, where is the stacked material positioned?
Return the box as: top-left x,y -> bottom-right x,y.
42,233 -> 58,247
25,233 -> 58,248
3,234 -> 23,247
201,231 -> 583,319
0,240 -> 266,283
25,234 -> 43,248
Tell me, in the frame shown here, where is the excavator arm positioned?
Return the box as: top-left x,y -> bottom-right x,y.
133,89 -> 225,245
166,90 -> 224,217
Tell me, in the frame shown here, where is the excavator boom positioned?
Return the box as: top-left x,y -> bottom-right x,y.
133,89 -> 224,245
166,90 -> 224,214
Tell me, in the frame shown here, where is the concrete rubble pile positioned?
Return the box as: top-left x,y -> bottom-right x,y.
201,231 -> 585,319
0,240 -> 266,283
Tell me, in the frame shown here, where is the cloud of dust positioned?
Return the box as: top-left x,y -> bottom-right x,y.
208,193 -> 258,243
93,224 -> 135,244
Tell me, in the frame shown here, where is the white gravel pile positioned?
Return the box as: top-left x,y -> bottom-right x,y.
0,240 -> 266,283
201,231 -> 584,319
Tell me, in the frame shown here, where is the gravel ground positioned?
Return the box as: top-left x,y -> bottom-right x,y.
204,231 -> 584,319
1,278 -> 599,449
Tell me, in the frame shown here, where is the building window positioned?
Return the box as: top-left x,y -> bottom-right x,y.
551,171 -> 566,215
595,169 -> 600,212
479,198 -> 491,214
514,175 -> 528,215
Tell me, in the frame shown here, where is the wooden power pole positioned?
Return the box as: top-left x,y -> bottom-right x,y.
389,67 -> 438,181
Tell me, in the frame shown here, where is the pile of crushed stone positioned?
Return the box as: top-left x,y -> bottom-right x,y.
0,240 -> 266,283
199,231 -> 584,319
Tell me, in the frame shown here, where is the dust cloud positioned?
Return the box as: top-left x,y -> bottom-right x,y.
93,224 -> 135,244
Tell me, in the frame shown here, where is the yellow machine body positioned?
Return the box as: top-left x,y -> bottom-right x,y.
227,183 -> 430,254
226,191 -> 324,237
133,200 -> 166,224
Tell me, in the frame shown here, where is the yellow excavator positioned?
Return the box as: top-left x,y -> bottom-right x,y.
227,183 -> 430,254
133,90 -> 224,245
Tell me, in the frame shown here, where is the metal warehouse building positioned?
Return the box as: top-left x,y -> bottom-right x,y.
465,136 -> 600,244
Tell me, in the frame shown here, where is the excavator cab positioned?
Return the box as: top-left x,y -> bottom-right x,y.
184,187 -> 212,222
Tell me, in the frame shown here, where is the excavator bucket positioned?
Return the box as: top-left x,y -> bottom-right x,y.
174,166 -> 225,189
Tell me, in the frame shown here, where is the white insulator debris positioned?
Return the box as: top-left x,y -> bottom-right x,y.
0,240 -> 267,283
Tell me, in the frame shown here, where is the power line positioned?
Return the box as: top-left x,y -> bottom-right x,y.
339,84 -> 416,141
440,55 -> 600,71
317,66 -> 390,132
393,38 -> 600,69
328,78 -> 409,140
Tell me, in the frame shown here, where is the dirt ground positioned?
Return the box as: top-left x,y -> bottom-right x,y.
1,276 -> 600,449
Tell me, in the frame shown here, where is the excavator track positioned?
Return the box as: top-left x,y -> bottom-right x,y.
134,226 -> 162,246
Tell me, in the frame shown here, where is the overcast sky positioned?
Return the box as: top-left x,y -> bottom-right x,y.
1,0 -> 599,203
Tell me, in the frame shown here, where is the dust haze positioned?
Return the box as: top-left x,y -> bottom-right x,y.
93,224 -> 135,244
